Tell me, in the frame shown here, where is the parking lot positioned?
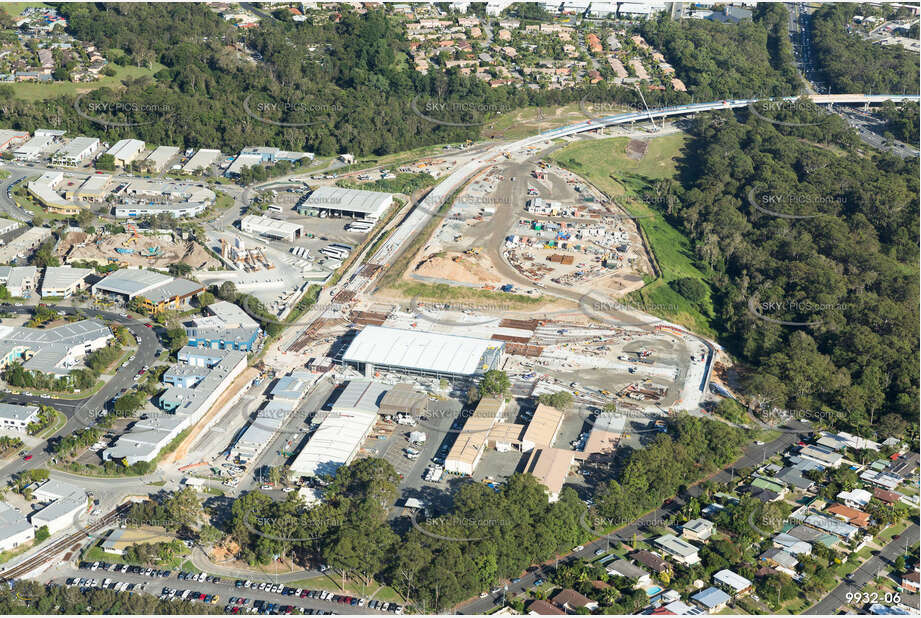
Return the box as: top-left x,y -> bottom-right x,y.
60,562 -> 396,615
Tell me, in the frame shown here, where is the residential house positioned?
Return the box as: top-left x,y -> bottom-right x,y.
631,549 -> 671,574
681,518 -> 715,542
837,488 -> 873,508
606,559 -> 651,587
714,569 -> 753,596
826,504 -> 871,528
873,487 -> 901,506
691,587 -> 731,612
901,570 -> 920,593
527,599 -> 565,615
654,534 -> 700,565
759,548 -> 799,577
551,588 -> 598,612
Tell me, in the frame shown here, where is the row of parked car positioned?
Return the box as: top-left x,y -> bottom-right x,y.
160,587 -> 221,605
233,581 -> 404,613
179,571 -> 223,583
230,599 -> 333,615
80,561 -> 171,578
66,577 -> 142,593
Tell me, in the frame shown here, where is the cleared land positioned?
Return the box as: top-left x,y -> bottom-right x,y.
549,133 -> 718,336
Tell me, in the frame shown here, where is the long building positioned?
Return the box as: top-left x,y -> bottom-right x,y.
144,145 -> 180,172
105,139 -> 145,167
444,397 -> 506,475
51,136 -> 99,167
341,325 -> 504,380
184,300 -> 261,351
104,346 -> 247,464
40,266 -> 93,298
288,407 -> 377,478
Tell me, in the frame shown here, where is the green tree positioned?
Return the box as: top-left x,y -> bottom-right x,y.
478,370 -> 510,398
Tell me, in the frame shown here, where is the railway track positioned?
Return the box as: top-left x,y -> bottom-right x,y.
0,503 -> 131,583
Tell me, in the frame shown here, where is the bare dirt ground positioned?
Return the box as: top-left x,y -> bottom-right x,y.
62,232 -> 220,270
412,251 -> 504,286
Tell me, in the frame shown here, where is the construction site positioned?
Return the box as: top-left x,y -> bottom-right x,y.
218,236 -> 274,272
59,225 -> 221,270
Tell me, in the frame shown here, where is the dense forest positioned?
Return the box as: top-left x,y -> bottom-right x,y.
0,3 -> 684,157
0,3 -> 812,158
879,100 -> 920,144
640,6 -> 801,101
810,3 -> 920,94
653,103 -> 919,435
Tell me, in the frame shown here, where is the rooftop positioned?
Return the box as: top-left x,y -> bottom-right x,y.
342,325 -> 503,377
303,186 -> 392,217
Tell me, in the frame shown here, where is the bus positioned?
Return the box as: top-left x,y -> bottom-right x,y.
328,243 -> 353,253
346,221 -> 373,232
320,246 -> 349,260
267,205 -> 283,214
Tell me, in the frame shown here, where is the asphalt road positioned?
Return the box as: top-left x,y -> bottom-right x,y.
805,522 -> 920,615
0,303 -> 162,478
456,421 -> 810,614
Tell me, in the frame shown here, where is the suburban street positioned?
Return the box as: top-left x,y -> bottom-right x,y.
457,421 -> 811,614
805,523 -> 920,615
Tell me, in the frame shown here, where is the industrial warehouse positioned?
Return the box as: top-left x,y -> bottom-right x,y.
298,186 -> 392,220
91,269 -> 204,313
340,325 -> 504,379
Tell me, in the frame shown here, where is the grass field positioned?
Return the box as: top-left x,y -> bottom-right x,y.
288,575 -> 404,603
0,2 -> 49,17
877,519 -> 911,544
5,61 -> 166,102
549,134 -> 717,336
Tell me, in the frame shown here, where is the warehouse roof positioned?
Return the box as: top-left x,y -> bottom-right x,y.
332,380 -> 388,414
183,148 -> 221,172
289,409 -> 377,477
303,186 -> 391,217
0,501 -> 32,543
106,138 -> 144,159
378,383 -> 428,414
76,174 -> 111,195
55,136 -> 98,158
521,404 -> 563,449
240,214 -> 303,237
41,266 -> 93,292
92,270 -> 202,302
207,300 -> 259,329
145,145 -> 180,168
270,371 -> 315,401
525,447 -> 574,497
342,325 -> 502,377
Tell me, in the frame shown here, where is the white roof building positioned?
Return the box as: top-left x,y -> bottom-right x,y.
0,403 -> 40,434
0,502 -> 33,553
0,217 -> 21,236
144,145 -> 180,172
183,148 -> 222,173
225,153 -> 263,177
289,409 -> 377,478
713,569 -> 753,594
40,266 -> 93,298
341,325 -> 504,379
301,186 -> 393,221
14,133 -> 56,160
30,496 -> 85,534
240,214 -> 303,242
105,139 -> 145,166
51,136 -> 99,167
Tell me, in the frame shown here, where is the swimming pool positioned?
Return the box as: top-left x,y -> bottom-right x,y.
645,585 -> 664,597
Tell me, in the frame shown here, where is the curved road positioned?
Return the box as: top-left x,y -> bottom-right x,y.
0,303 -> 162,478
